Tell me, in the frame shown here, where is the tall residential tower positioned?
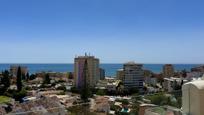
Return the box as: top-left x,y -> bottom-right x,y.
123,62 -> 144,90
74,54 -> 100,88
163,64 -> 175,77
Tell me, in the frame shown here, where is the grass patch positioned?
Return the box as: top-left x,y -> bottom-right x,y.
0,96 -> 11,104
152,107 -> 165,114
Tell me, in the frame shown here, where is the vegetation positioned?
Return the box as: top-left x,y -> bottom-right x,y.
115,99 -> 129,105
81,85 -> 92,102
130,94 -> 143,115
29,74 -> 36,80
145,93 -> 181,108
43,73 -> 51,84
56,85 -> 67,92
0,68 -> 28,102
25,86 -> 32,90
2,70 -> 10,88
172,90 -> 182,108
130,102 -> 139,115
96,89 -> 106,96
56,80 -> 66,83
68,72 -> 73,79
26,72 -> 29,81
151,107 -> 166,114
0,96 -> 11,104
121,99 -> 129,105
16,66 -> 22,91
67,105 -> 96,115
13,88 -> 27,102
71,87 -> 79,93
5,88 -> 27,102
22,74 -> 26,80
81,60 -> 92,102
0,70 -> 11,95
58,92 -> 65,95
110,104 -> 122,114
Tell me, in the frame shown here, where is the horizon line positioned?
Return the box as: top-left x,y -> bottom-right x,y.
0,62 -> 203,65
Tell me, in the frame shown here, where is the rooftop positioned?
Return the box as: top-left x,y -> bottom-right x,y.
183,80 -> 204,90
124,61 -> 143,65
140,103 -> 157,107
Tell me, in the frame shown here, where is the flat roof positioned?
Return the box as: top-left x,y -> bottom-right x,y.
183,80 -> 204,90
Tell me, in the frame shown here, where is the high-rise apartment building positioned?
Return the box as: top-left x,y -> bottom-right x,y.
99,68 -> 105,80
163,64 -> 174,77
74,54 -> 100,88
123,62 -> 144,90
116,69 -> 124,81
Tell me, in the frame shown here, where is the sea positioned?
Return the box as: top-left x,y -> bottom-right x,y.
0,64 -> 201,77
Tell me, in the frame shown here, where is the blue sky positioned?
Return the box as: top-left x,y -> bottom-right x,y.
0,0 -> 204,64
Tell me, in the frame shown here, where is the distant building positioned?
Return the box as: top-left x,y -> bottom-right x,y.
163,77 -> 186,92
99,68 -> 105,80
116,69 -> 124,81
123,62 -> 144,90
0,106 -> 6,115
36,72 -> 68,82
163,64 -> 174,77
139,104 -> 157,115
191,65 -> 204,73
95,79 -> 122,92
11,97 -> 66,115
106,80 -> 121,92
74,54 -> 100,88
182,80 -> 204,115
144,70 -> 156,86
10,65 -> 28,77
92,96 -> 110,114
185,72 -> 203,81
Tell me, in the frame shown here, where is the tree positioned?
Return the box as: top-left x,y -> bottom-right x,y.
22,74 -> 26,80
0,70 -> 11,94
71,87 -> 79,93
110,104 -> 122,114
43,73 -> 50,84
2,70 -> 10,89
121,99 -> 129,105
81,59 -> 91,102
56,85 -> 66,92
68,72 -> 73,79
26,73 -> 29,81
16,67 -> 22,91
145,93 -> 179,106
96,89 -> 106,96
29,74 -> 36,80
130,94 -> 141,115
182,69 -> 187,78
129,87 -> 139,94
13,88 -> 27,102
130,102 -> 139,115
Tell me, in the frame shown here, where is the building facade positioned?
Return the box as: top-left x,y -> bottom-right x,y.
163,77 -> 183,92
116,69 -> 124,81
99,68 -> 105,80
74,54 -> 100,88
163,64 -> 174,77
182,80 -> 204,115
123,62 -> 144,90
10,65 -> 28,77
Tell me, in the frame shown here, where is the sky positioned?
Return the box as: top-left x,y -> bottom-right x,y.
0,0 -> 204,64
